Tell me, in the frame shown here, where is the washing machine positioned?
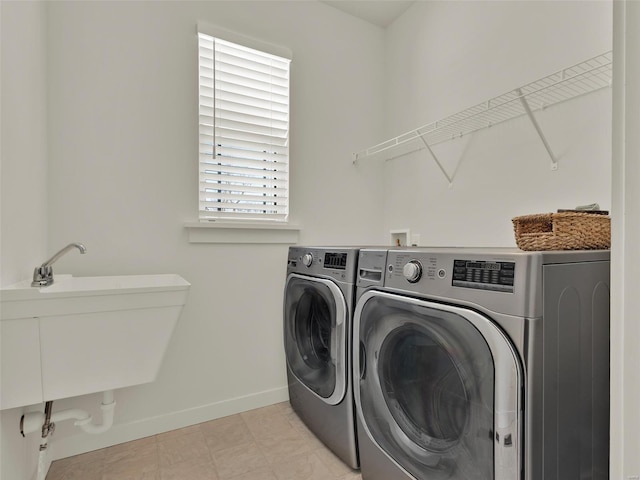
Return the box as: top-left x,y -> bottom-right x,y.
353,248 -> 610,480
283,246 -> 359,469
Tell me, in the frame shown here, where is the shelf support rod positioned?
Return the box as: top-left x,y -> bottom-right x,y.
516,88 -> 558,171
418,134 -> 454,185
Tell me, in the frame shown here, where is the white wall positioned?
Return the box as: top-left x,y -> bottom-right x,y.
0,0 -> 49,285
0,1 -> 50,479
381,1 -> 612,246
612,1 -> 640,477
40,0 -> 386,461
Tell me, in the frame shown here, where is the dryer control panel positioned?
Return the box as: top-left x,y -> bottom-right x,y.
380,247 -> 609,318
452,259 -> 515,293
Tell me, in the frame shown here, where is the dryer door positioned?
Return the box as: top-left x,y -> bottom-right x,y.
354,291 -> 521,480
284,274 -> 347,405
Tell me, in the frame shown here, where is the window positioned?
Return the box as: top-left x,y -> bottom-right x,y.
198,30 -> 291,223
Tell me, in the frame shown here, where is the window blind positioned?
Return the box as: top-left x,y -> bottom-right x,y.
198,33 -> 291,222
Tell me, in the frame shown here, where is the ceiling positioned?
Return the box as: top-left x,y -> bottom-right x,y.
321,0 -> 415,28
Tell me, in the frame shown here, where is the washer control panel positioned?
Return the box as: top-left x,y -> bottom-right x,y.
301,253 -> 314,267
452,259 -> 515,293
287,247 -> 357,282
402,260 -> 423,283
324,252 -> 348,270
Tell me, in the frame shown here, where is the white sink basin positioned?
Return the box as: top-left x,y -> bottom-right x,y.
0,274 -> 190,410
1,274 -> 190,318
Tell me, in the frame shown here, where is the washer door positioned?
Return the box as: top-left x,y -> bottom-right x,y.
284,274 -> 347,405
354,291 -> 521,480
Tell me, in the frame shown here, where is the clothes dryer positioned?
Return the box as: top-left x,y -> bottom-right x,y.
283,246 -> 359,469
353,248 -> 610,480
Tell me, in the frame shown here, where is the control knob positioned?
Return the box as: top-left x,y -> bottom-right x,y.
403,260 -> 423,283
301,253 -> 314,267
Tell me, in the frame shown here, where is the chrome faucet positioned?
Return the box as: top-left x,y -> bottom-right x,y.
32,243 -> 87,287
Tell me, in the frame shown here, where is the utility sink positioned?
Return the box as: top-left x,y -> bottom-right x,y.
0,274 -> 190,410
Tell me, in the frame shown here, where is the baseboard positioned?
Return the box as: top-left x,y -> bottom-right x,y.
48,386 -> 289,462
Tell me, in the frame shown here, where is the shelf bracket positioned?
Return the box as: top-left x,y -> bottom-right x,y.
418,134 -> 454,185
517,88 -> 558,171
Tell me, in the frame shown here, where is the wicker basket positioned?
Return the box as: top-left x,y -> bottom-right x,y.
512,212 -> 611,251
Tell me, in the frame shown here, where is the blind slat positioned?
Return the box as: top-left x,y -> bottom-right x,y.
214,108 -> 289,131
215,100 -> 289,122
202,155 -> 288,173
215,39 -> 290,69
202,190 -> 287,203
211,89 -> 289,113
214,70 -> 288,96
214,126 -> 288,146
211,117 -> 288,139
200,201 -> 288,214
199,141 -> 288,158
214,78 -> 289,104
198,131 -> 288,155
199,210 -> 288,221
215,57 -> 289,80
213,146 -> 286,163
200,175 -> 287,189
200,163 -> 289,181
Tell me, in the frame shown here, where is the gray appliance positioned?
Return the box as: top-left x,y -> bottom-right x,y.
284,246 -> 359,469
353,248 -> 610,480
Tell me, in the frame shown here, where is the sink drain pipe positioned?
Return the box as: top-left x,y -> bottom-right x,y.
21,390 -> 116,436
20,391 -> 116,480
34,401 -> 54,480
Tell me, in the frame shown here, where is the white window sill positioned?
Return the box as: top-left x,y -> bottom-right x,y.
184,221 -> 301,244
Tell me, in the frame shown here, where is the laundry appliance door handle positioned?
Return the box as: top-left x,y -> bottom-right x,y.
359,341 -> 367,380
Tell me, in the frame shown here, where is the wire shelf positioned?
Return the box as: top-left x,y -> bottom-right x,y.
353,51 -> 612,164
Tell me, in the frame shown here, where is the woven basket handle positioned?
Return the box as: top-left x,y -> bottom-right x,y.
513,213 -> 553,235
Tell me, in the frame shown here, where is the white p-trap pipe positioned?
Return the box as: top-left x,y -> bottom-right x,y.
21,391 -> 116,436
70,390 -> 116,434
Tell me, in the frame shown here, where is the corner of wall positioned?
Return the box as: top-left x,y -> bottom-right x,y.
1,0 -> 49,478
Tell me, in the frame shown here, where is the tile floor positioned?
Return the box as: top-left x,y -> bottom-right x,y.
46,401 -> 362,480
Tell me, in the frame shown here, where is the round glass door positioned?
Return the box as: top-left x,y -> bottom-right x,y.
284,275 -> 347,405
379,324 -> 473,455
355,292 -> 520,480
